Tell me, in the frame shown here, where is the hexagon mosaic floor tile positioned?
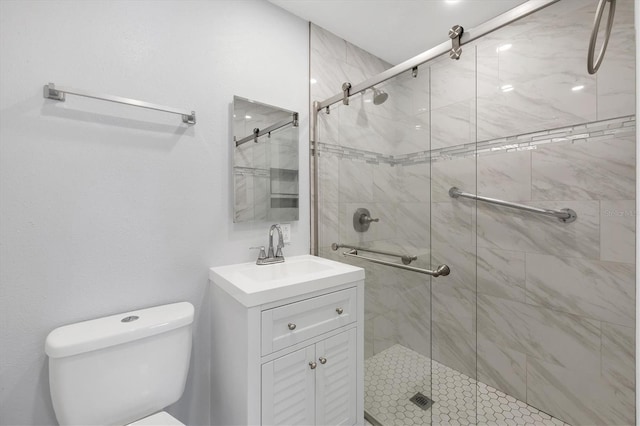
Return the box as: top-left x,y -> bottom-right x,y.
364,344 -> 570,426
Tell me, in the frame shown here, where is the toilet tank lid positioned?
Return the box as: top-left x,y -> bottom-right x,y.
45,302 -> 194,358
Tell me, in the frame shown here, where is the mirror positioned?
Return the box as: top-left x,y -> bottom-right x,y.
233,96 -> 299,223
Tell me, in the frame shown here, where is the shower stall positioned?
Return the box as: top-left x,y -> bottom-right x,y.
310,0 -> 636,425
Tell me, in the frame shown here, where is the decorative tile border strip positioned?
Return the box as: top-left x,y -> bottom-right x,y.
317,115 -> 635,166
233,166 -> 270,178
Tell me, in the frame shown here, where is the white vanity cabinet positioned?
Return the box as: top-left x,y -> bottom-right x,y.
262,327 -> 357,425
209,255 -> 365,426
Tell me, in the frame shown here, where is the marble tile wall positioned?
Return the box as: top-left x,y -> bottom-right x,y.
313,0 -> 635,424
311,24 -> 433,364
469,2 -> 635,425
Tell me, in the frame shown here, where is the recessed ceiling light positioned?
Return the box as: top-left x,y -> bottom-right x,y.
571,85 -> 585,91
501,84 -> 514,92
310,78 -> 317,84
496,43 -> 512,52
245,115 -> 252,119
445,0 -> 460,4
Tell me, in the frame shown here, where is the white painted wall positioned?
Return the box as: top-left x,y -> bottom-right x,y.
0,1 -> 309,424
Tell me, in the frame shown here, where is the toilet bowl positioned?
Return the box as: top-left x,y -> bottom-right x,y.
127,411 -> 184,426
45,302 -> 194,425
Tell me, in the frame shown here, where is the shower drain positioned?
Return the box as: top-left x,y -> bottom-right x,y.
409,392 -> 434,410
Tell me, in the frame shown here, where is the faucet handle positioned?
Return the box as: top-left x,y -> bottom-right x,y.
250,246 -> 267,260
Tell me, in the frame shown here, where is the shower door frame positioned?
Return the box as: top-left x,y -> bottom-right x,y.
309,0 -> 559,255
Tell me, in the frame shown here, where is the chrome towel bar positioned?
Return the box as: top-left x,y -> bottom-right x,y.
339,249 -> 450,278
43,82 -> 196,124
331,243 -> 417,265
449,187 -> 577,223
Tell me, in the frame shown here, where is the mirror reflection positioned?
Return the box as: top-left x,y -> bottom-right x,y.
233,96 -> 299,223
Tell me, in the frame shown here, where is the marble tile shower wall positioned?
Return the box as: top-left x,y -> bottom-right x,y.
432,1 -> 635,425
311,24 -> 435,365
313,0 -> 635,424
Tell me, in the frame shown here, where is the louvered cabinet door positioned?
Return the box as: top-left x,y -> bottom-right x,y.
262,345 -> 316,426
315,328 -> 358,426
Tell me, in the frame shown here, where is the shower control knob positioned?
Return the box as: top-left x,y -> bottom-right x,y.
359,214 -> 379,224
319,357 -> 327,365
288,323 -> 296,330
336,307 -> 344,315
309,361 -> 317,369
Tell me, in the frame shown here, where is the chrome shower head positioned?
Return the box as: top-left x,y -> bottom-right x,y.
372,87 -> 389,105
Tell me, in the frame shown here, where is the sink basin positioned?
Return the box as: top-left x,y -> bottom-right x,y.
209,255 -> 364,307
239,260 -> 332,282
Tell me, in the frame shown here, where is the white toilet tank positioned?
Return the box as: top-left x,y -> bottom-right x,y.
45,302 -> 194,425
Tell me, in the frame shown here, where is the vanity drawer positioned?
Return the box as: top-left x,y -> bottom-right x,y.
261,287 -> 357,355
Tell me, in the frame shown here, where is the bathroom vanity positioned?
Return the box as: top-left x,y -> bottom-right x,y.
209,255 -> 365,426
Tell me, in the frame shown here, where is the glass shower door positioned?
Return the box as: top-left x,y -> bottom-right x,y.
313,48 -> 484,423
427,46 -> 479,426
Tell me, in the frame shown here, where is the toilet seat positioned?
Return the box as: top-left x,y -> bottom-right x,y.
126,411 -> 185,426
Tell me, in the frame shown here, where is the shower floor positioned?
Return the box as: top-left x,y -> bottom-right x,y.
365,344 -> 570,426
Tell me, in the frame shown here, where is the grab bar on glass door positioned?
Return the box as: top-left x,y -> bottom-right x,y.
332,246 -> 450,277
449,187 -> 577,223
331,243 -> 417,265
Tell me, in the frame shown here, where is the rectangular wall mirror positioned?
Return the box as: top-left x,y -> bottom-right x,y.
233,96 -> 299,223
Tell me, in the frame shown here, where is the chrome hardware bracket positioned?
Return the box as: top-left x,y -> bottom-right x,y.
448,25 -> 464,60
181,111 -> 196,124
341,82 -> 352,105
412,66 -> 418,78
43,83 -> 65,101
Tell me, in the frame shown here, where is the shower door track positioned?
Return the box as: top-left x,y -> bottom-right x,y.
313,0 -> 559,112
310,0 -> 559,255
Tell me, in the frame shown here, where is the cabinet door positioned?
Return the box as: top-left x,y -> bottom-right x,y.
315,328 -> 358,426
262,345 -> 316,426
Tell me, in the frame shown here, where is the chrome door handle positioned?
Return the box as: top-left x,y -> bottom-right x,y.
309,361 -> 317,369
288,323 -> 296,330
319,357 -> 327,364
336,307 -> 344,315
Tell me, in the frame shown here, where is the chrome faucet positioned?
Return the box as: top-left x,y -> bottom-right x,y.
256,224 -> 285,265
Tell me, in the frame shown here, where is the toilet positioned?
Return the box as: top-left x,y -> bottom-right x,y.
45,302 -> 194,425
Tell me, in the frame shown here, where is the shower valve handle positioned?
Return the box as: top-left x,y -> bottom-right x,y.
359,214 -> 379,224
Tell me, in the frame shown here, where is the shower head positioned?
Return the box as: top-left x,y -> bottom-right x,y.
372,87 -> 389,105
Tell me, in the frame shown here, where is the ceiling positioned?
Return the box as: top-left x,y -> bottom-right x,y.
268,0 -> 528,65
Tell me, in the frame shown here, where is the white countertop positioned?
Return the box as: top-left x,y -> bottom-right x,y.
209,255 -> 365,307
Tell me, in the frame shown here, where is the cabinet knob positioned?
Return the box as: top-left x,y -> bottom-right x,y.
336,307 -> 344,315
319,357 -> 327,365
288,323 -> 296,330
309,361 -> 317,369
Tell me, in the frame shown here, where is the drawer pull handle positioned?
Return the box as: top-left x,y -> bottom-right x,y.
309,361 -> 317,369
336,307 -> 344,315
288,323 -> 296,330
319,357 -> 327,365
